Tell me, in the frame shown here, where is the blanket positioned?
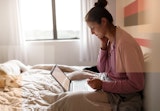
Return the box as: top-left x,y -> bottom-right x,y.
0,69 -> 64,110
49,91 -> 112,111
0,60 -> 146,111
0,61 -> 111,111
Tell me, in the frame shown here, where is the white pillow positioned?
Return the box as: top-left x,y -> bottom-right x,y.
0,60 -> 28,75
67,71 -> 96,80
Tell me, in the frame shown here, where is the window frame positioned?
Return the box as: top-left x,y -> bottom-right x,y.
52,0 -> 57,40
24,0 -> 81,41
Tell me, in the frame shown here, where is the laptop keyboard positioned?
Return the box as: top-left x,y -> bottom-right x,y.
71,80 -> 94,92
70,73 -> 109,92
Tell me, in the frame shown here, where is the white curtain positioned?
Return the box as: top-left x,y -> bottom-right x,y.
0,0 -> 27,63
80,0 -> 100,62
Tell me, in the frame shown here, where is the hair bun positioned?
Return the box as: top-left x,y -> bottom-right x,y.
94,0 -> 108,8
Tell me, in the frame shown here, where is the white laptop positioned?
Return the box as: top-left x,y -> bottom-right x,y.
50,65 -> 96,92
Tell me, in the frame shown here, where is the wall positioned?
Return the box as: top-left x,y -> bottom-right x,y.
0,0 -> 12,62
25,40 -> 96,66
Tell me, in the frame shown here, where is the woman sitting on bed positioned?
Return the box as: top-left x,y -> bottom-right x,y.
50,0 -> 144,110
86,0 -> 144,95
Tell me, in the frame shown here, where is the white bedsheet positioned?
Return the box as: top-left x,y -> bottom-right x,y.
0,66 -> 111,111
0,69 -> 63,110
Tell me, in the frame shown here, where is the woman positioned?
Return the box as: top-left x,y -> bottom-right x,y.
50,0 -> 144,111
86,0 -> 145,110
86,0 -> 144,94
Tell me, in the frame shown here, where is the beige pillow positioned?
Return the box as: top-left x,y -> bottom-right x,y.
67,71 -> 96,80
31,64 -> 76,72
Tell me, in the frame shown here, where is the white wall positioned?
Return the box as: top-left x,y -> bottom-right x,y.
107,0 -> 116,24
25,40 -> 96,66
0,0 -> 13,62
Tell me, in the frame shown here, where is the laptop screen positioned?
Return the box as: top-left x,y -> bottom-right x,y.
50,65 -> 70,91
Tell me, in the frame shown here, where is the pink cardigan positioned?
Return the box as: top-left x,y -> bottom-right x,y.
97,27 -> 145,94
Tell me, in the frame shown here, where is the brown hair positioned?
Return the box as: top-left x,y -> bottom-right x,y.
85,0 -> 113,24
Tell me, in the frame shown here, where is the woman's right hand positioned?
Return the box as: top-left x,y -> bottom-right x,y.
87,77 -> 102,90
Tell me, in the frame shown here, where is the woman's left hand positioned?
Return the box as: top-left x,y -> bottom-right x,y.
87,77 -> 102,90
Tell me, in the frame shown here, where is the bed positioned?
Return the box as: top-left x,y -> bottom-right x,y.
0,61 -> 111,111
0,52 -> 150,111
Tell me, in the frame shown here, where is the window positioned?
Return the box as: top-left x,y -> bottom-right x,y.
20,0 -> 81,40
